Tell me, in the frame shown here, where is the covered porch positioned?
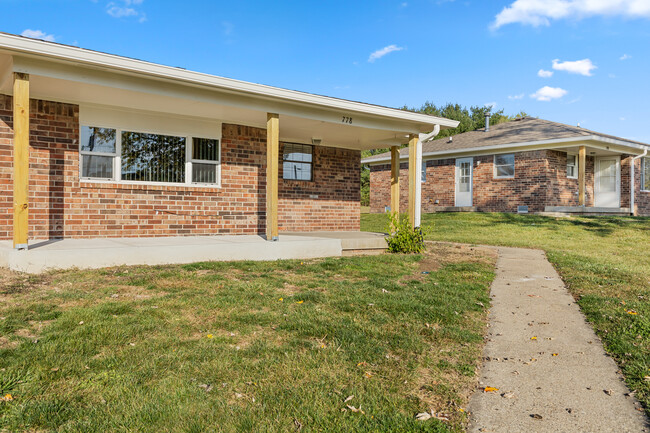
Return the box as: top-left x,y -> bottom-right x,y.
0,33 -> 459,268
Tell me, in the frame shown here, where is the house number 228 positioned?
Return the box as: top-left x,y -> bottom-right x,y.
342,116 -> 353,124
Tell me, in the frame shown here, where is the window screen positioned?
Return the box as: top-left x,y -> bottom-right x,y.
283,143 -> 313,181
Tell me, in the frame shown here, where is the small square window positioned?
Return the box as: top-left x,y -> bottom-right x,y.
494,154 -> 515,178
421,161 -> 426,183
283,143 -> 313,181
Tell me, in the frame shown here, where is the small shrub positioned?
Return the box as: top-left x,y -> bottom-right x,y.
385,212 -> 429,254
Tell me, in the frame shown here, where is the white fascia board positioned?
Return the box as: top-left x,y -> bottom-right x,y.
362,135 -> 649,165
0,33 -> 459,131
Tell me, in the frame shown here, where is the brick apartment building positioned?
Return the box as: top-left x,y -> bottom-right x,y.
0,32 -> 458,251
364,117 -> 650,217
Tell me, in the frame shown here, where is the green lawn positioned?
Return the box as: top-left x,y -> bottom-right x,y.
0,246 -> 495,432
363,212 -> 650,415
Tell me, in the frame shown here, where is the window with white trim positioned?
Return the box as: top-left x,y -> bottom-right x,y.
79,125 -> 220,185
494,154 -> 515,178
283,143 -> 313,181
567,154 -> 578,179
642,157 -> 650,191
80,126 -> 117,180
421,161 -> 427,183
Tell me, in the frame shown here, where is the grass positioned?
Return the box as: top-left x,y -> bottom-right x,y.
363,212 -> 650,415
0,245 -> 495,432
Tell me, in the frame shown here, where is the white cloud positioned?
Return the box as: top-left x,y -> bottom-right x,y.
20,29 -> 55,42
485,102 -> 497,109
620,117 -> 626,121
538,69 -> 554,78
368,45 -> 404,62
530,86 -> 568,101
552,58 -> 597,76
106,0 -> 144,20
508,93 -> 525,100
492,0 -> 650,29
620,53 -> 631,60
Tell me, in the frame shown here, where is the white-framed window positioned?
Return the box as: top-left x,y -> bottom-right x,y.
283,143 -> 313,181
494,153 -> 515,178
642,157 -> 650,192
421,161 -> 427,183
567,153 -> 578,179
79,125 -> 221,186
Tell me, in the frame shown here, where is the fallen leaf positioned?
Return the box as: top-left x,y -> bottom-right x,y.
1,394 -> 13,402
501,392 -> 515,399
530,337 -> 537,340
278,298 -> 283,302
296,301 -> 304,304
198,384 -> 213,393
346,405 -> 365,414
50,367 -> 59,372
530,414 -> 543,420
604,389 -> 613,396
364,371 -> 373,378
78,321 -> 84,325
483,386 -> 499,393
626,310 -> 638,315
344,395 -> 354,403
206,334 -> 213,339
293,418 -> 303,431
552,353 -> 559,357
415,412 -> 432,421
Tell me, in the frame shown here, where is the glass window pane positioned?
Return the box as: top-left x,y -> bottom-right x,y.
121,131 -> 186,183
82,155 -> 113,179
81,126 -> 116,153
192,163 -> 217,184
193,138 -> 219,161
421,162 -> 426,183
495,154 -> 514,166
283,143 -> 313,163
283,161 -> 312,181
496,165 -> 514,177
644,158 -> 650,190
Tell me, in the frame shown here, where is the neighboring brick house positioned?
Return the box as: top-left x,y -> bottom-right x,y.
364,117 -> 650,216
0,32 -> 458,249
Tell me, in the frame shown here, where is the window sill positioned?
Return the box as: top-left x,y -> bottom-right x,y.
79,179 -> 222,191
493,176 -> 515,180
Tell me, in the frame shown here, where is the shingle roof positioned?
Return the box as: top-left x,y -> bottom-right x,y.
362,117 -> 649,163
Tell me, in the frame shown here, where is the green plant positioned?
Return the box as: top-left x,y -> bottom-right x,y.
385,212 -> 429,253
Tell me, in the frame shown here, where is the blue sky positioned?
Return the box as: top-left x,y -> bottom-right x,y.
3,0 -> 650,141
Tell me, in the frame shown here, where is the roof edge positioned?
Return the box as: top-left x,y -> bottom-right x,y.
0,33 -> 459,129
361,135 -> 650,164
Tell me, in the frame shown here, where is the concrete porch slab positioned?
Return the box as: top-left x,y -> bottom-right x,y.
0,234 -> 344,273
283,231 -> 388,251
542,206 -> 631,216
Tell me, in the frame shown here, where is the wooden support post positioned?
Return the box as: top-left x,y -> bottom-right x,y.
390,146 -> 400,214
578,145 -> 586,206
408,134 -> 419,227
266,113 -> 279,241
13,72 -> 29,250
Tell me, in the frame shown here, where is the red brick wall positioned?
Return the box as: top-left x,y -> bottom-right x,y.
0,94 -> 360,240
545,150 -> 594,207
633,157 -> 650,216
279,143 -> 360,232
368,150 -> 633,214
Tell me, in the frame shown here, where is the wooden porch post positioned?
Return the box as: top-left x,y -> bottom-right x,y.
390,146 -> 400,214
407,134 -> 419,227
266,113 -> 279,241
578,145 -> 586,206
13,72 -> 29,250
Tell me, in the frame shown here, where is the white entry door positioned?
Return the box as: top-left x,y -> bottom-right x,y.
455,157 -> 473,207
595,156 -> 620,208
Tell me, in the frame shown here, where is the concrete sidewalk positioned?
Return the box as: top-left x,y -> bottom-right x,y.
468,247 -> 648,433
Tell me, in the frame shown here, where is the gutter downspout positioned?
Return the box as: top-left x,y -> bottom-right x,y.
415,125 -> 441,227
630,148 -> 648,216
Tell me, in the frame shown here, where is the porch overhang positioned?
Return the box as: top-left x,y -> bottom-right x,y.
0,32 -> 458,151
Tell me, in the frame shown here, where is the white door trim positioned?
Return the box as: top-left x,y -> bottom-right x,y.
594,156 -> 621,208
455,157 -> 473,207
